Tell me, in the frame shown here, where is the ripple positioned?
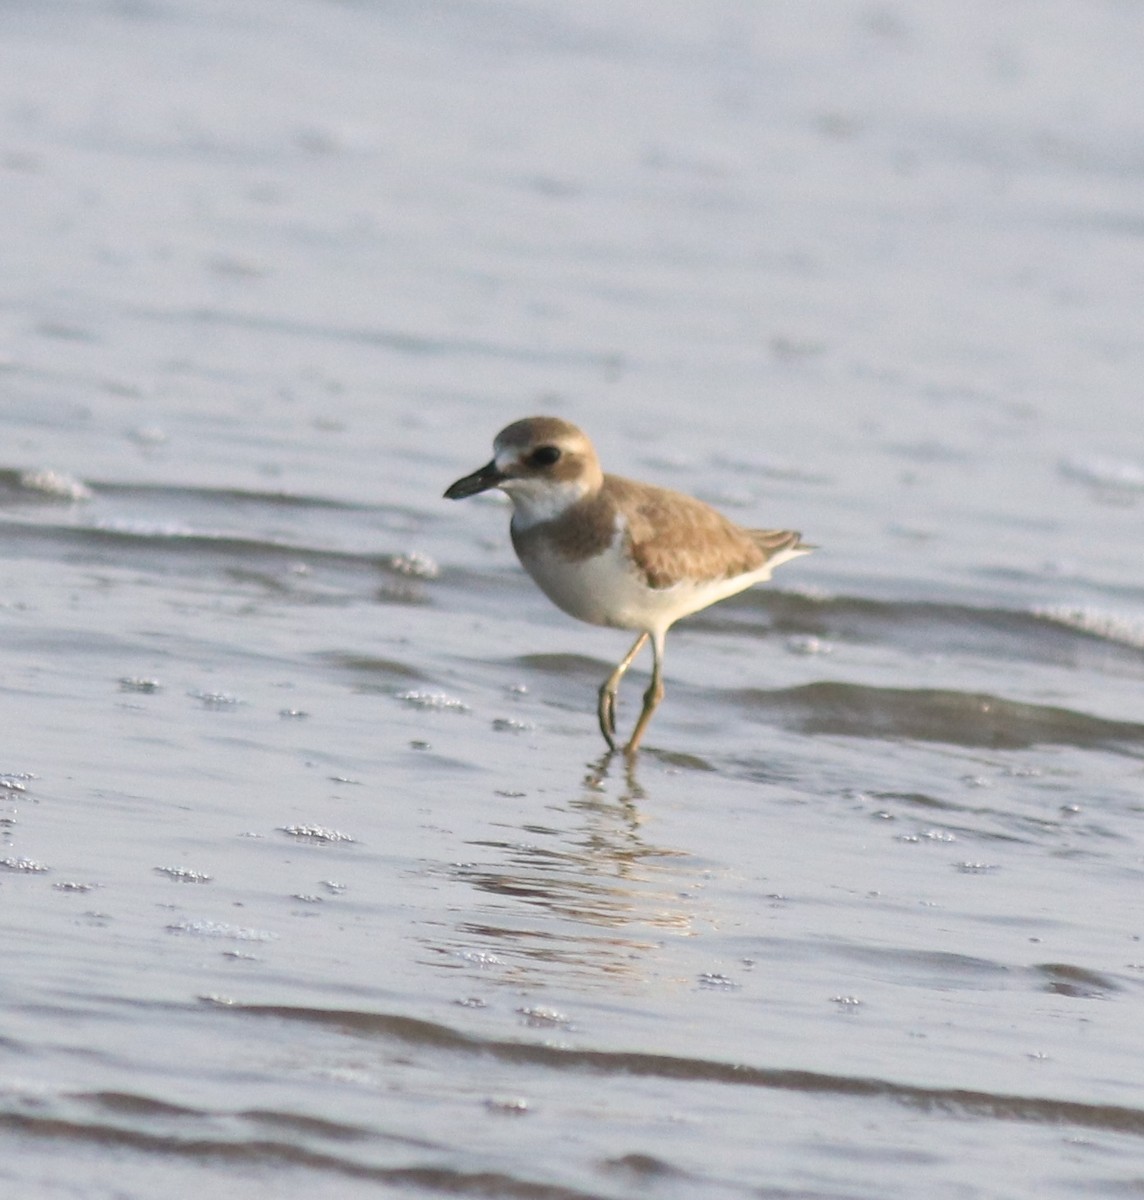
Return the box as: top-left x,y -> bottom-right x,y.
731,682 -> 1144,754
227,1002 -> 1144,1137
1035,605 -> 1144,651
1060,454 -> 1144,493
748,592 -> 1144,668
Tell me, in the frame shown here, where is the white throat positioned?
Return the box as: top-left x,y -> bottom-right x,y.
501,477 -> 587,530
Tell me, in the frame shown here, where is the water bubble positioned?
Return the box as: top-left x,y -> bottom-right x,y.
396,690 -> 468,712
154,866 -> 213,883
279,825 -> 356,844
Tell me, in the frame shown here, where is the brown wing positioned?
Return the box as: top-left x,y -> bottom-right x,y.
604,475 -> 796,589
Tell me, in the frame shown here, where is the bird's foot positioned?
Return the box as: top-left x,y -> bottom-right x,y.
596,683 -> 619,750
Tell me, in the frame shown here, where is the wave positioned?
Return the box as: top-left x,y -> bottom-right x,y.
6,999 -> 1140,1194
1034,604 -> 1144,652
730,682 -> 1144,754
1059,454 -> 1144,493
745,591 -> 1144,664
129,303 -> 622,371
4,465 -> 1138,669
222,1003 -> 1144,1137
0,516 -> 436,584
0,470 -> 414,517
0,467 -> 93,502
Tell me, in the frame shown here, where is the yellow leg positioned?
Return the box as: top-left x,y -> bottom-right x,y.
624,630 -> 666,755
597,632 -> 649,750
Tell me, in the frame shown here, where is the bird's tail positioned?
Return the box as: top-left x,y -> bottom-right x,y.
750,528 -> 816,563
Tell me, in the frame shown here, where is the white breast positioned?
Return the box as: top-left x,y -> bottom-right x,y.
514,522 -> 639,629
513,518 -> 777,635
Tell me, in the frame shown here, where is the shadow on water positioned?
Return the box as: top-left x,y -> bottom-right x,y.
429,753 -> 702,983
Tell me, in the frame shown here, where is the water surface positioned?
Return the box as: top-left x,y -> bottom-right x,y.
2,2 -> 1143,1197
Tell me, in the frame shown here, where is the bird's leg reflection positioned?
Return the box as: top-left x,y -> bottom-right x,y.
440,752 -> 696,983
582,748 -> 646,809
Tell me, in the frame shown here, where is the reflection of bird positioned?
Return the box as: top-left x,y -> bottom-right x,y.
445,417 -> 812,754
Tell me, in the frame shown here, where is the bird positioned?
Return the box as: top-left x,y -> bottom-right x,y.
444,417 -> 812,754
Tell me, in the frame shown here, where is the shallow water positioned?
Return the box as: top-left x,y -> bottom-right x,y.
2,1 -> 1143,1197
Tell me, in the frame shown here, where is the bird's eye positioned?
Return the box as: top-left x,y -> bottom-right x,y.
528,445 -> 562,468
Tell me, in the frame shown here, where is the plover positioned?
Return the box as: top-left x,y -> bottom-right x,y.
445,417 -> 812,754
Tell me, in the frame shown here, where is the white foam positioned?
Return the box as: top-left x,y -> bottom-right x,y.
1059,456 -> 1144,492
396,690 -> 469,712
18,469 -> 92,502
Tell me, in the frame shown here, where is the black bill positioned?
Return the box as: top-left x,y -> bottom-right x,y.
444,459 -> 506,500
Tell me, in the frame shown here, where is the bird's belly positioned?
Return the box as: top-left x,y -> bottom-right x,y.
518,539 -> 763,633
